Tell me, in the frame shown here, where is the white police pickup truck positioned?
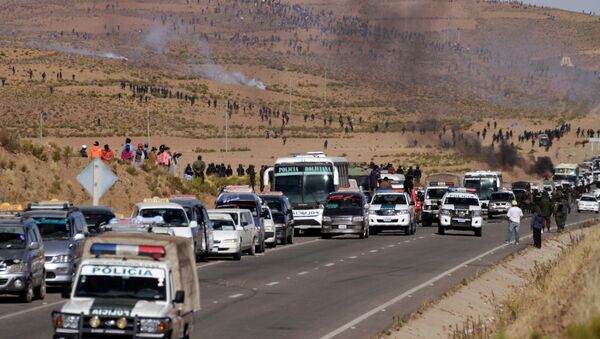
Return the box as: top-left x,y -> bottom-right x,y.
438,188 -> 484,237
52,233 -> 200,339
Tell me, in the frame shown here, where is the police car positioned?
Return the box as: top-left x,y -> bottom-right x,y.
368,190 -> 416,235
420,182 -> 453,226
438,188 -> 483,237
52,233 -> 200,339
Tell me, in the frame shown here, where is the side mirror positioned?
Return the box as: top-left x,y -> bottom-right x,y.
190,221 -> 198,228
364,203 -> 370,209
173,290 -> 185,304
61,285 -> 71,299
73,233 -> 85,241
29,242 -> 40,250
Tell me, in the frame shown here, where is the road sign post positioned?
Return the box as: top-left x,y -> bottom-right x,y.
76,158 -> 118,206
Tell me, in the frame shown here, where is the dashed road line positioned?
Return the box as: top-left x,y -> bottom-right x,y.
298,271 -> 309,276
0,300 -> 65,321
229,293 -> 244,299
325,263 -> 335,267
266,281 -> 280,286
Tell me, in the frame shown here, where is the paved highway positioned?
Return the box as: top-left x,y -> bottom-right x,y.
0,212 -> 597,338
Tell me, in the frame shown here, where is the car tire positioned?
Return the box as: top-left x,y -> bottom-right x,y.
438,226 -> 445,235
35,280 -> 46,300
321,233 -> 331,239
370,227 -> 378,235
475,228 -> 482,237
21,283 -> 34,303
267,241 -> 276,249
249,239 -> 256,256
233,246 -> 242,261
577,209 -> 581,213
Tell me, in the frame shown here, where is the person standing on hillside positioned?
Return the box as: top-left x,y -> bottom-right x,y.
134,144 -> 145,168
530,205 -> 544,249
192,155 -> 206,183
247,165 -> 256,191
540,192 -> 553,232
100,144 -> 114,164
89,141 -> 102,159
505,200 -> 523,245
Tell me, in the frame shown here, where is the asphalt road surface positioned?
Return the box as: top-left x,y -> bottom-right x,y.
1,212 -> 598,339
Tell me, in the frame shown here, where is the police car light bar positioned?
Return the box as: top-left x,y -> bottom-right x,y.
428,181 -> 455,187
143,197 -> 171,203
222,185 -> 254,193
447,187 -> 476,193
90,243 -> 166,260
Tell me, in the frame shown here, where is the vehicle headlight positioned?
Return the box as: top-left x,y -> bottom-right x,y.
439,209 -> 451,216
53,312 -> 80,329
53,255 -> 73,263
139,318 -> 171,333
265,226 -> 274,232
395,210 -> 410,215
352,216 -> 364,222
222,239 -> 238,243
7,263 -> 27,273
322,216 -> 331,222
472,210 -> 482,217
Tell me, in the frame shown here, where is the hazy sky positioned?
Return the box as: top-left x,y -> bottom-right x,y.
523,0 -> 600,14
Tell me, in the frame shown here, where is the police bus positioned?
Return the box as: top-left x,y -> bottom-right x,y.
263,152 -> 349,233
463,171 -> 503,211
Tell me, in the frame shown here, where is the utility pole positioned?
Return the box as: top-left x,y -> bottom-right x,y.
225,108 -> 229,153
146,107 -> 151,146
39,112 -> 44,144
288,75 -> 292,115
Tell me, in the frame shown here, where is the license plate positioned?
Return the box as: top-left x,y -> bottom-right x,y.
338,225 -> 347,229
457,218 -> 468,223
383,217 -> 392,222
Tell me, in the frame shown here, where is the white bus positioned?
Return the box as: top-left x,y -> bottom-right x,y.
463,171 -> 503,210
263,152 -> 349,232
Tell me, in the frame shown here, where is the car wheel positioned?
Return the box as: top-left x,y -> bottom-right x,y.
249,239 -> 256,256
474,228 -> 482,237
233,244 -> 242,261
438,226 -> 445,235
21,283 -> 34,303
577,209 -> 581,213
35,279 -> 46,300
321,233 -> 331,239
267,241 -> 276,249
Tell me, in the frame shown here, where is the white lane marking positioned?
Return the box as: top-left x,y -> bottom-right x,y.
404,240 -> 410,243
369,250 -> 378,253
229,293 -> 244,299
196,261 -> 223,269
349,256 -> 357,259
0,300 -> 65,321
325,263 -> 335,267
388,245 -> 395,248
298,271 -> 309,275
321,233 -> 537,339
266,281 -> 280,286
419,236 -> 425,239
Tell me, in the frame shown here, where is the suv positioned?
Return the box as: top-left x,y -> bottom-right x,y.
0,213 -> 46,302
22,201 -> 88,287
132,199 -> 202,260
421,184 -> 451,226
321,191 -> 370,239
169,196 -> 214,262
76,206 -> 116,235
488,191 -> 516,218
215,192 -> 266,253
438,189 -> 483,237
368,190 -> 416,235
259,194 -> 294,245
208,209 -> 258,259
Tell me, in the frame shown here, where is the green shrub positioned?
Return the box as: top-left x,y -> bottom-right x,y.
0,128 -> 21,153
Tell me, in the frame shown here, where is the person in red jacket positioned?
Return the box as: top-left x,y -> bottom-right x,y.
100,144 -> 114,164
89,141 -> 102,159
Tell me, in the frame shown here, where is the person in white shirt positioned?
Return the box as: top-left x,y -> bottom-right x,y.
505,200 -> 523,245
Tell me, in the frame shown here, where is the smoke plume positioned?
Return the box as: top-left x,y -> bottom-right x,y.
33,43 -> 127,61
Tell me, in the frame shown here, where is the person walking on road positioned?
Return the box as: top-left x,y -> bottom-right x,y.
554,198 -> 568,233
540,192 -> 553,232
505,200 -> 523,245
192,155 -> 206,183
530,205 -> 544,249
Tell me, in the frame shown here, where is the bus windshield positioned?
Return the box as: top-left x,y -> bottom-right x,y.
273,165 -> 334,206
464,178 -> 497,200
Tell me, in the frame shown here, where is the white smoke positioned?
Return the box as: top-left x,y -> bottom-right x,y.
34,43 -> 128,61
196,64 -> 267,90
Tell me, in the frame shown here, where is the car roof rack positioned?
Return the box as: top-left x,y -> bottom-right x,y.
25,200 -> 72,211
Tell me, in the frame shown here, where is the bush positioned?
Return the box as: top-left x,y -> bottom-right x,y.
125,166 -> 138,176
0,128 -> 21,153
52,149 -> 62,162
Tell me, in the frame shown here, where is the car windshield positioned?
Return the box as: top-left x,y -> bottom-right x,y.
216,201 -> 258,217
261,208 -> 272,219
0,226 -> 26,249
581,197 -> 597,202
426,188 -> 447,200
372,194 -> 407,205
265,201 -> 284,216
139,208 -> 188,227
464,178 -> 497,200
445,197 -> 479,206
211,219 -> 236,231
83,212 -> 114,227
75,265 -> 166,301
324,195 -> 363,216
33,217 -> 70,241
491,193 -> 513,201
